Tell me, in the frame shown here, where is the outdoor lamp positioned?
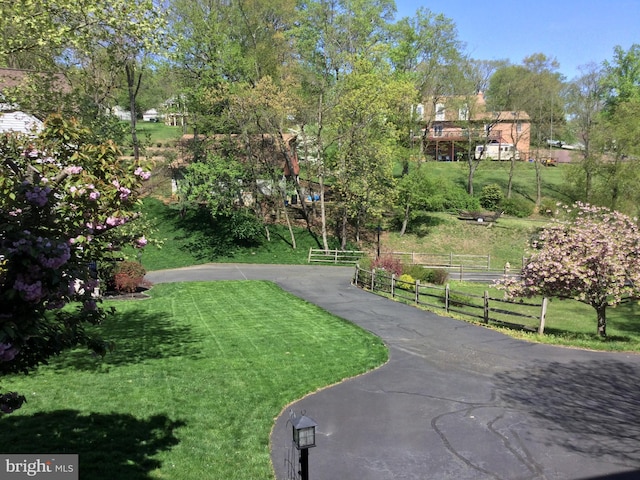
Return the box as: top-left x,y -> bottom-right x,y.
292,413 -> 317,449
290,412 -> 318,480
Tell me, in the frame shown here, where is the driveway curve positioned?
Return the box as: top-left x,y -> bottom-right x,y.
146,264 -> 640,480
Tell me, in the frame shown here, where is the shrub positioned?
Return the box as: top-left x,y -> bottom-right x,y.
372,255 -> 403,276
538,198 -> 558,217
501,197 -> 534,218
429,268 -> 449,285
397,274 -> 416,291
480,184 -> 504,210
402,265 -> 430,282
111,261 -> 147,293
357,256 -> 373,271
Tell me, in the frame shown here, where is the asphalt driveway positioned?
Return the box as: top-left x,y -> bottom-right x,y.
146,264 -> 640,480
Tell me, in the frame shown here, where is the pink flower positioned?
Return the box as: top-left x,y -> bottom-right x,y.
136,236 -> 148,248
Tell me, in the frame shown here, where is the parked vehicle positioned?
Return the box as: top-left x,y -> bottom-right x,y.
474,143 -> 520,161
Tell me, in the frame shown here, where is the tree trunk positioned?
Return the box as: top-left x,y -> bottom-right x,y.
507,158 -> 515,199
534,160 -> 542,209
340,208 -> 348,250
400,202 -> 410,236
596,304 -> 607,337
281,192 -> 296,250
125,63 -> 143,162
318,174 -> 328,250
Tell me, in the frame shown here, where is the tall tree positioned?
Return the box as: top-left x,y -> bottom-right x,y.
564,63 -> 606,202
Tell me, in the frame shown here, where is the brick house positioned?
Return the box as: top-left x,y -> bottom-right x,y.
416,92 -> 531,161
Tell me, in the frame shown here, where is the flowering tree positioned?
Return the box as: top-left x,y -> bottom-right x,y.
0,115 -> 151,413
497,202 -> 640,337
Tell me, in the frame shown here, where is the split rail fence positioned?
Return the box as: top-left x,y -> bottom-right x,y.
353,266 -> 548,334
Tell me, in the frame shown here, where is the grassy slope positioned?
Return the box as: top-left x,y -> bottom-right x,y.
137,198 -> 332,271
0,282 -> 387,479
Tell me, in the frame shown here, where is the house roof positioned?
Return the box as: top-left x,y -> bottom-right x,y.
0,67 -> 71,95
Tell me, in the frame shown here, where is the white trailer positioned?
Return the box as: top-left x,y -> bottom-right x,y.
475,143 -> 520,161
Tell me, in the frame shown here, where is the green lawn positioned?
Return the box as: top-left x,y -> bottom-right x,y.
136,198 -> 336,271
131,122 -> 183,145
443,281 -> 640,352
0,281 -> 387,479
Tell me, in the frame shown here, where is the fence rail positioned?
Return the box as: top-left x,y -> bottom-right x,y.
353,266 -> 547,333
308,248 -> 366,265
386,251 -> 491,270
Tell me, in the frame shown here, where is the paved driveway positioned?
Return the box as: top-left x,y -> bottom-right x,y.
146,264 -> 640,480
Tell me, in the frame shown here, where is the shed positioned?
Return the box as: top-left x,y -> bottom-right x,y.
0,110 -> 43,134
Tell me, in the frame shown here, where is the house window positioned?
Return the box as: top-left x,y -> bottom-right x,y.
435,103 -> 445,121
516,121 -> 522,133
433,125 -> 443,136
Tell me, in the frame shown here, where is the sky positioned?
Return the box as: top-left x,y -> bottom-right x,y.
394,0 -> 640,80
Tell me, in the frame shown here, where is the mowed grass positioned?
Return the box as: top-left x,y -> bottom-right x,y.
0,281 -> 387,479
445,281 -> 640,352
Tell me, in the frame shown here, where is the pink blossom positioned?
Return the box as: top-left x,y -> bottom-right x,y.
136,236 -> 148,248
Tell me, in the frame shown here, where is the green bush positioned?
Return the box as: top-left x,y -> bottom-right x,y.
401,265 -> 448,285
430,268 -> 448,285
397,274 -> 416,291
501,197 -> 534,218
479,184 -> 504,210
539,198 -> 558,217
402,265 -> 430,282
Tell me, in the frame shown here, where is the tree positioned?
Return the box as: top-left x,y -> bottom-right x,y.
330,60 -> 409,247
396,164 -> 440,235
0,116 -> 151,413
497,202 -> 640,337
487,54 -> 564,206
564,63 -> 606,203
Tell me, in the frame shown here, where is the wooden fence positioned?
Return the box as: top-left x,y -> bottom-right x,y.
386,251 -> 492,270
353,266 -> 548,334
308,248 -> 366,265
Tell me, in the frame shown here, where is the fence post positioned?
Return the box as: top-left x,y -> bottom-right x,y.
538,297 -> 548,335
459,265 -> 463,280
354,266 -> 359,286
308,247 -> 313,263
449,252 -> 453,267
391,274 -> 396,298
483,291 -> 489,323
415,279 -> 420,304
487,255 -> 491,271
371,269 -> 376,291
334,249 -> 338,264
445,284 -> 450,312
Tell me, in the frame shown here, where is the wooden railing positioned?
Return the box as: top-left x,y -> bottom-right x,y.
308,248 -> 366,265
353,266 -> 548,334
386,251 -> 491,270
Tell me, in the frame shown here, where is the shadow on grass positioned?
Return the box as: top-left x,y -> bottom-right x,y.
49,308 -> 203,371
0,410 -> 185,480
402,212 -> 446,238
495,359 -> 640,465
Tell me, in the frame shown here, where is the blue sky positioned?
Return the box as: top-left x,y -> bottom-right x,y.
394,0 -> 640,80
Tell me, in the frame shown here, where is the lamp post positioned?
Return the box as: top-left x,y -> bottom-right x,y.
291,413 -> 317,480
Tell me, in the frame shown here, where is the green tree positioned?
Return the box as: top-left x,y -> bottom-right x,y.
330,60 -> 410,247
